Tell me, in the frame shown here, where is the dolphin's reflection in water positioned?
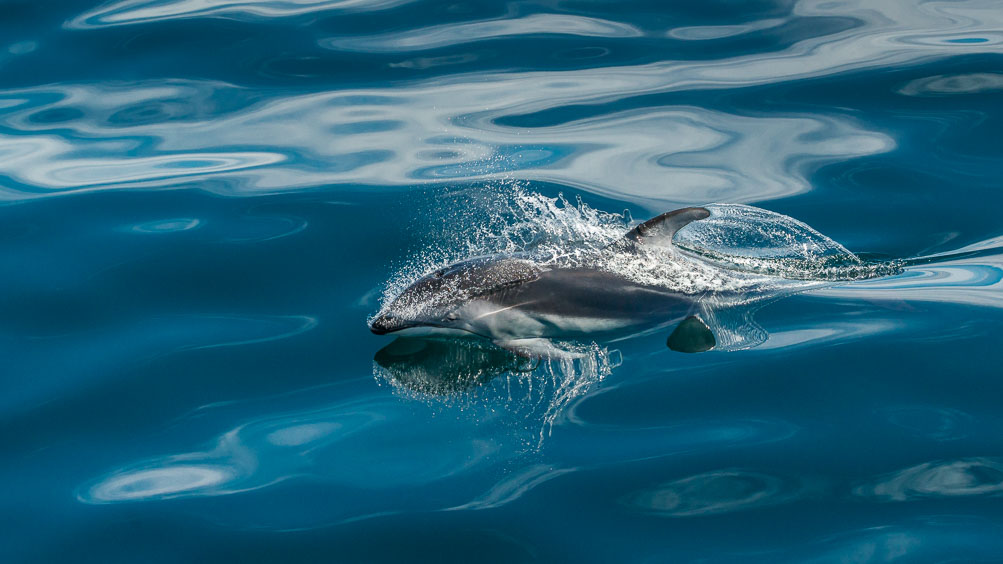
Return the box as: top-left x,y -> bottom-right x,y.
373,336 -> 620,442
373,337 -> 538,396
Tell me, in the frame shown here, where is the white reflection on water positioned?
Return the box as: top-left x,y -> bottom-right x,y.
624,469 -> 800,517
0,0 -> 988,204
854,458 -> 1003,502
88,465 -> 240,502
6,40 -> 38,56
40,150 -> 285,188
657,0 -> 1003,87
80,396 -> 502,503
130,218 -> 201,233
447,464 -> 576,511
880,405 -> 972,441
700,517 -> 1003,563
668,19 -> 786,41
900,72 -> 1003,96
0,82 -> 891,205
323,14 -> 642,53
757,319 -> 902,350
818,253 -> 1003,308
80,387 -> 798,516
176,314 -> 317,350
70,0 -> 1003,80
67,0 -> 413,28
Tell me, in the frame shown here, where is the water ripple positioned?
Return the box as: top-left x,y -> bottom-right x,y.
0,81 -> 893,204
447,464 -> 575,511
130,217 -> 201,233
322,14 -> 642,53
668,19 -> 787,41
68,0 -> 412,28
80,395 -> 502,505
900,72 -> 1003,96
880,406 -> 973,441
699,517 -> 1003,563
2,314 -> 315,413
819,252 -> 1003,308
0,0 -> 995,210
758,319 -> 902,350
624,469 -> 800,517
854,458 -> 1003,502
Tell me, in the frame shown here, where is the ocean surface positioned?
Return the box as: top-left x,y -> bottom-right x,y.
3,0 -> 1003,562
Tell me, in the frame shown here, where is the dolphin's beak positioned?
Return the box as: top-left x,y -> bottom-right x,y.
369,313 -> 399,335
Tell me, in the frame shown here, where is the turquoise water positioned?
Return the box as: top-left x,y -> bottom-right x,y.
4,1 -> 1003,562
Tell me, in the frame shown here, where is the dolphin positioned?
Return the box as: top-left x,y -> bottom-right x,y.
369,205 -> 885,357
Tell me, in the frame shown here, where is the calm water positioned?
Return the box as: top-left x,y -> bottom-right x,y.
3,1 -> 1003,562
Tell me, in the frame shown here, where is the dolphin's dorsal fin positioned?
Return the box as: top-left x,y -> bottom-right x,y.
617,207 -> 710,250
667,315 -> 716,353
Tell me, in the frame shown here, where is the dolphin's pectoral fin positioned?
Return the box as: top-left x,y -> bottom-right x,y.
494,338 -> 585,360
667,316 -> 716,353
614,207 -> 711,251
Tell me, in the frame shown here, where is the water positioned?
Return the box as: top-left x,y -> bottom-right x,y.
3,1 -> 1003,561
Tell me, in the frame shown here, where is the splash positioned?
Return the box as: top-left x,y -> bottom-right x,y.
375,183 -> 631,318
535,342 -> 621,444
673,204 -> 903,281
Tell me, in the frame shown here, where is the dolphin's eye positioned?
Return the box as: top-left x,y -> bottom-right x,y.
434,269 -> 445,278
446,312 -> 459,321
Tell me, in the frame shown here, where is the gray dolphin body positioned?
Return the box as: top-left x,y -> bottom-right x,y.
370,207 -> 741,355
369,205 -> 867,356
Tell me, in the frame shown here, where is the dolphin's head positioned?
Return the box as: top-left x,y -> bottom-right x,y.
369,256 -> 542,337
368,296 -> 467,336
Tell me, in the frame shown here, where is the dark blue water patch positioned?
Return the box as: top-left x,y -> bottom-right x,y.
947,37 -> 990,44
27,106 -> 86,124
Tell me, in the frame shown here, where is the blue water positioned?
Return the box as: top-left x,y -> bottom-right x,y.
4,1 -> 1003,562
